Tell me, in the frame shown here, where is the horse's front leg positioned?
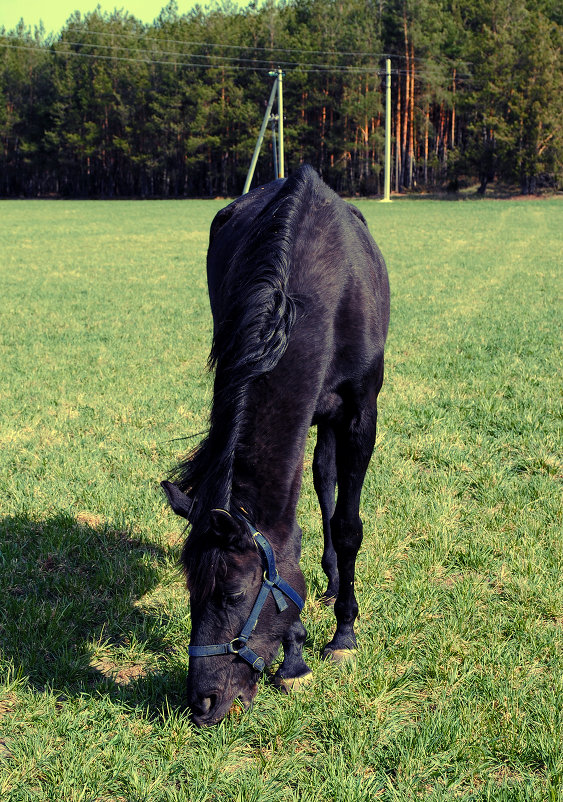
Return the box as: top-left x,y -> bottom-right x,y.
273,619 -> 312,691
322,400 -> 379,663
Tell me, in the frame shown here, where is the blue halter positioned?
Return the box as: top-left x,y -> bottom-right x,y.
187,510 -> 305,673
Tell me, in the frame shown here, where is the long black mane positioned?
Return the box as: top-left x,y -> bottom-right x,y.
171,166 -> 317,546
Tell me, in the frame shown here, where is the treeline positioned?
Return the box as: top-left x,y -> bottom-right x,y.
1,0 -> 562,198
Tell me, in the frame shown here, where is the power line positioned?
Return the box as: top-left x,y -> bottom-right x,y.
62,25 -> 397,60
1,31 -> 391,70
20,37 -> 384,71
0,38 -> 474,82
0,41 -> 390,74
2,26 -> 470,69
60,25 -> 473,69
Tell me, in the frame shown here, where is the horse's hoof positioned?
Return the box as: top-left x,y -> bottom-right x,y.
319,594 -> 336,607
322,648 -> 357,665
273,671 -> 313,693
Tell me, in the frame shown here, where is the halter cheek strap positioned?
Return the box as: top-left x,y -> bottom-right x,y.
188,511 -> 305,673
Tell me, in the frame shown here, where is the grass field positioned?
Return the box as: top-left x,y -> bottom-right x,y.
0,195 -> 562,801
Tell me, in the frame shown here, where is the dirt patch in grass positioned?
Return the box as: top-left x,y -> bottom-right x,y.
0,694 -> 18,718
90,659 -> 148,686
76,511 -> 106,529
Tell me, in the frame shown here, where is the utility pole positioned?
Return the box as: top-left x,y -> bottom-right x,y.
271,114 -> 279,179
243,69 -> 285,194
277,68 -> 285,179
382,58 -> 392,202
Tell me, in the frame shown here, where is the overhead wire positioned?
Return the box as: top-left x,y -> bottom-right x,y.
58,25 -> 399,60
0,42 -> 475,84
1,27 -> 472,71
1,25 -> 474,85
0,41 -> 389,73
60,24 -> 475,70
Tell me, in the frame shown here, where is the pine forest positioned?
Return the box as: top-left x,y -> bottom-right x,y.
1,0 -> 562,198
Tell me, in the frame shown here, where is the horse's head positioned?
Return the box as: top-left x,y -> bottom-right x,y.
162,481 -> 305,726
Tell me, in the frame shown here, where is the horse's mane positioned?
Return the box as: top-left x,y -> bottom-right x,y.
171,165 -> 318,591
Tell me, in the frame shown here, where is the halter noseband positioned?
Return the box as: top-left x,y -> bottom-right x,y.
187,509 -> 305,673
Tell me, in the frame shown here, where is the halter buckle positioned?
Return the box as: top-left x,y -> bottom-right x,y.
229,637 -> 247,654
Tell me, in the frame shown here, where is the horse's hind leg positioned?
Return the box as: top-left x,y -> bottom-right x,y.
323,381 -> 381,662
273,619 -> 312,692
313,423 -> 338,603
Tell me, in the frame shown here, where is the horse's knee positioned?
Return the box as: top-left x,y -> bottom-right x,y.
334,595 -> 358,622
331,515 -> 363,554
276,619 -> 311,685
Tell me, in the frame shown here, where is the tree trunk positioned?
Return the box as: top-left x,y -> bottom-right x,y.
402,12 -> 410,188
408,40 -> 415,187
451,68 -> 456,149
395,77 -> 402,193
424,105 -> 429,186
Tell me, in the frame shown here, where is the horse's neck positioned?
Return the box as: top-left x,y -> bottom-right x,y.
232,381 -> 312,536
233,435 -> 307,533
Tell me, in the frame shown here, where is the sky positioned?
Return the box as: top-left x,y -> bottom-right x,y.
1,0 -> 247,35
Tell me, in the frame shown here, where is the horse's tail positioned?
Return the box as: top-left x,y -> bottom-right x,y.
171,166 -> 317,521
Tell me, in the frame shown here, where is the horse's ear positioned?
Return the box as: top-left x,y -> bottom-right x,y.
161,481 -> 193,521
209,509 -> 251,551
209,204 -> 235,245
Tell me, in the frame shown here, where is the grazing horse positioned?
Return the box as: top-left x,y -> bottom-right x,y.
162,165 -> 389,726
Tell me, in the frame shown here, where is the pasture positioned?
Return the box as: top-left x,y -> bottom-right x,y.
0,196 -> 561,801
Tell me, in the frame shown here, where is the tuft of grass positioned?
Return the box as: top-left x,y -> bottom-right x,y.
0,197 -> 561,800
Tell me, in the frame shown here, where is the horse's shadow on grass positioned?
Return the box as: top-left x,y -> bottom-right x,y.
0,513 -> 189,716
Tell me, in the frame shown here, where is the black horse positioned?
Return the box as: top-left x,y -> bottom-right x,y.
162,165 -> 390,726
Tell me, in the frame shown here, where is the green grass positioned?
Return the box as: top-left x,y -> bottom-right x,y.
0,196 -> 562,801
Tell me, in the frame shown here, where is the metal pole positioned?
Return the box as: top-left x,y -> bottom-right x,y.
271,115 -> 279,179
382,58 -> 392,202
243,76 -> 278,194
278,68 -> 285,179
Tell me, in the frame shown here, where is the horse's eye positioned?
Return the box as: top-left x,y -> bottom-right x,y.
224,591 -> 245,606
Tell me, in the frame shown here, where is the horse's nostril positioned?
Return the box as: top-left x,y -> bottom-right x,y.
195,694 -> 217,717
